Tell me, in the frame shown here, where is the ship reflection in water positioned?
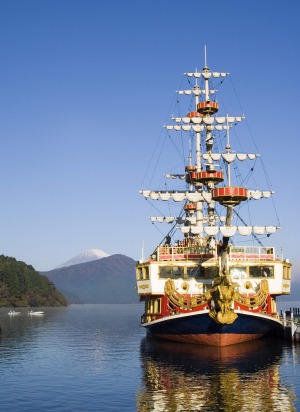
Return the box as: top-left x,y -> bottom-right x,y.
137,337 -> 296,411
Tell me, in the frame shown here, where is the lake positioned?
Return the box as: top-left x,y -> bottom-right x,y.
0,304 -> 299,411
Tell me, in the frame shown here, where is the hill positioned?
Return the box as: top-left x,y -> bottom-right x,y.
42,254 -> 139,304
0,255 -> 67,307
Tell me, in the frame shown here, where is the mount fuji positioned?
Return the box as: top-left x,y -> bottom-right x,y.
57,249 -> 110,268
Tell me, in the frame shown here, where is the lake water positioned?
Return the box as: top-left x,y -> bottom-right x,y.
0,303 -> 299,411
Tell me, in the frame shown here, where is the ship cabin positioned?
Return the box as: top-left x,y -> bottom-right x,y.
136,243 -> 291,320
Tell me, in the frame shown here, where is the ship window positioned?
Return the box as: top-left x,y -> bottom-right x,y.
159,266 -> 184,278
283,265 -> 291,280
187,266 -> 202,278
204,267 -> 219,279
249,266 -> 274,278
136,267 -> 143,280
144,266 -> 149,280
230,267 -> 247,279
136,266 -> 149,280
145,298 -> 161,314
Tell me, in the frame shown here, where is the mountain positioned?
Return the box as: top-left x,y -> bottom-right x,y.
42,254 -> 139,304
57,248 -> 110,268
0,255 -> 67,307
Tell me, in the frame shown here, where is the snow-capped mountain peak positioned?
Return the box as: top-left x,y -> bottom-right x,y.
57,249 -> 110,268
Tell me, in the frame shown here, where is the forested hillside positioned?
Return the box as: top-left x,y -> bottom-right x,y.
0,255 -> 67,307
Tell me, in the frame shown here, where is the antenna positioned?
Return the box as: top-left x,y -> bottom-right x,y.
141,240 -> 145,262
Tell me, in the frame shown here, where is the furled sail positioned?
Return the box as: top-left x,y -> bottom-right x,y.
178,226 -> 279,236
165,174 -> 186,180
172,116 -> 244,124
177,89 -> 217,95
202,153 -> 259,162
184,72 -> 229,79
140,190 -> 212,202
149,216 -> 191,224
149,216 -> 225,224
140,190 -> 273,201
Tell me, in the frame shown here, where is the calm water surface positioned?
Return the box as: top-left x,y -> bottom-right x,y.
0,304 -> 299,411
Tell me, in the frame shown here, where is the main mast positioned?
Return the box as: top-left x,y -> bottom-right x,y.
186,50 -> 249,278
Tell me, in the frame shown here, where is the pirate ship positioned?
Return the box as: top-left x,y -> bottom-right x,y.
136,51 -> 292,346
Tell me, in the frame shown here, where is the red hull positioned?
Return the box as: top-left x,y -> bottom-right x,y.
155,333 -> 265,347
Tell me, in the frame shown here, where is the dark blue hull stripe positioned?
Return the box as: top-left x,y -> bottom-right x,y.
144,312 -> 283,336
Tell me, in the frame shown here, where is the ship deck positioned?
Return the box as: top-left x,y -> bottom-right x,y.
154,245 -> 277,262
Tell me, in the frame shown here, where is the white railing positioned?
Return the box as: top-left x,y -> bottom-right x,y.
153,245 -> 277,262
156,245 -> 217,261
229,246 -> 275,261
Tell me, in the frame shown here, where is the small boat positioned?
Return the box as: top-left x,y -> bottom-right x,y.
136,48 -> 292,347
8,310 -> 21,316
28,310 -> 44,316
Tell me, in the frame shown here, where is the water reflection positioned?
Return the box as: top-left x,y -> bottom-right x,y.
137,337 -> 296,411
0,307 -> 67,365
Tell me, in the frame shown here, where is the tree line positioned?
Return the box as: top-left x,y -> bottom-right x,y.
0,255 -> 67,307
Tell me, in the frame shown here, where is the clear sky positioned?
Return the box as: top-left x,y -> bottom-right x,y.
0,0 -> 299,272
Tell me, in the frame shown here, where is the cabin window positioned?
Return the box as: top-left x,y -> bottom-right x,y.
159,266 -> 184,279
136,266 -> 150,280
145,298 -> 161,314
136,267 -> 143,280
144,266 -> 149,280
136,266 -> 149,280
204,267 -> 219,279
283,266 -> 287,279
230,267 -> 247,279
283,265 -> 291,280
187,266 -> 202,278
249,266 -> 274,278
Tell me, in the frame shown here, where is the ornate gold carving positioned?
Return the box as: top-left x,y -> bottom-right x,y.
244,281 -> 252,290
208,277 -> 238,325
260,279 -> 269,294
181,282 -> 189,292
164,279 -> 176,295
163,276 -> 270,324
235,279 -> 269,308
164,279 -> 207,310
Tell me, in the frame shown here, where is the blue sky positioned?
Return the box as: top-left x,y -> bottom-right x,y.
0,0 -> 299,272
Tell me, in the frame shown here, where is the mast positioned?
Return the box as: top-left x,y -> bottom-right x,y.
196,49 -> 245,277
194,70 -> 203,233
220,117 -> 233,275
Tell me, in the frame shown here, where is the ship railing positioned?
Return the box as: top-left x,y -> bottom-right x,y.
156,245 -> 217,261
229,246 -> 275,261
153,245 -> 276,262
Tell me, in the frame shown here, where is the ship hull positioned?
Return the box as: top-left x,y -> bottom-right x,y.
142,310 -> 284,347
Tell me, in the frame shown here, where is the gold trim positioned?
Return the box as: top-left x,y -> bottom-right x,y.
164,279 -> 207,310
